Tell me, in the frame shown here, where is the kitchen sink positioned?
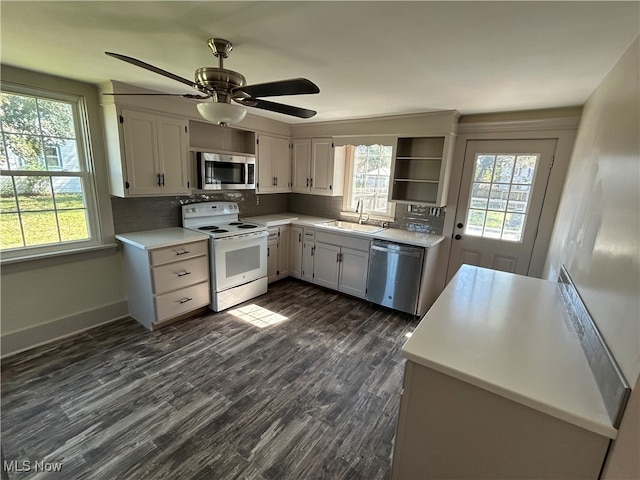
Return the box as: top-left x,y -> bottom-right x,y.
320,220 -> 385,234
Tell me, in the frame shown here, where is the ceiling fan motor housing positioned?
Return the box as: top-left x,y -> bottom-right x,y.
195,67 -> 246,102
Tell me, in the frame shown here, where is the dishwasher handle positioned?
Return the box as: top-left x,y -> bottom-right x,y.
370,240 -> 423,257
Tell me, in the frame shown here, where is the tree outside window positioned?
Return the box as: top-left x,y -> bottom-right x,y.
0,89 -> 94,253
347,144 -> 394,218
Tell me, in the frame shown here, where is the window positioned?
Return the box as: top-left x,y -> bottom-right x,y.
0,86 -> 101,258
343,143 -> 395,220
464,153 -> 539,242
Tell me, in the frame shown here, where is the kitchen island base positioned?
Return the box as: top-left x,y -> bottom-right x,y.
391,361 -> 610,479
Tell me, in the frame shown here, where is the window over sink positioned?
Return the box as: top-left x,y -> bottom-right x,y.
338,137 -> 396,221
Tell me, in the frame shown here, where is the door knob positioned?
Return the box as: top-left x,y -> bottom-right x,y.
454,234 -> 462,240
457,223 -> 464,229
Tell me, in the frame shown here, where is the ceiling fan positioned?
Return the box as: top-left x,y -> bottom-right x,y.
105,37 -> 319,126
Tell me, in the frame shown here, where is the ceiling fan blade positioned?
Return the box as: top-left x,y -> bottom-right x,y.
232,78 -> 319,98
101,92 -> 211,99
239,98 -> 317,118
105,52 -> 199,90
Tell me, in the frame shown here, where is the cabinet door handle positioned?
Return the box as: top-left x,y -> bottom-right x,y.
179,297 -> 193,304
310,178 -> 313,187
306,178 -> 309,187
177,271 -> 191,277
161,173 -> 165,186
311,246 -> 315,256
298,233 -> 301,242
275,177 -> 278,186
267,247 -> 270,257
175,250 -> 190,256
157,173 -> 162,186
336,253 -> 340,263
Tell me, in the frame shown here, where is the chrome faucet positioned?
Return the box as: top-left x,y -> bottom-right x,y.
356,198 -> 369,224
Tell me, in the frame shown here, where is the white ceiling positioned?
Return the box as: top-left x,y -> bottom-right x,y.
1,1 -> 638,124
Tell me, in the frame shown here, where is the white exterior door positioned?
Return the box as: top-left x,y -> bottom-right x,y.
448,139 -> 557,279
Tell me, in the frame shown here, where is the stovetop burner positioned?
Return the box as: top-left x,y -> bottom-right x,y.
228,222 -> 243,226
238,224 -> 257,229
214,229 -> 229,233
198,225 -> 220,230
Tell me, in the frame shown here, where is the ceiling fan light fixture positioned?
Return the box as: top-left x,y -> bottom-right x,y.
197,101 -> 246,126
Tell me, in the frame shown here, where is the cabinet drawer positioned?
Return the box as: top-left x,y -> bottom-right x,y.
315,230 -> 370,251
154,281 -> 210,323
149,240 -> 208,266
152,255 -> 209,294
303,228 -> 315,240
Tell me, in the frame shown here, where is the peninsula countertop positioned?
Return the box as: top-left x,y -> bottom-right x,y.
402,264 -> 616,439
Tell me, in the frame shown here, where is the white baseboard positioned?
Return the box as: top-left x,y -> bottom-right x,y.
1,301 -> 129,359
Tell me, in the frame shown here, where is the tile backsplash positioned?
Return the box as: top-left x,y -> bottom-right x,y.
112,192 -> 445,235
111,192 -> 287,233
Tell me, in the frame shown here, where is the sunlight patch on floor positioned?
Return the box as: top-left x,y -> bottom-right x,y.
228,304 -> 289,328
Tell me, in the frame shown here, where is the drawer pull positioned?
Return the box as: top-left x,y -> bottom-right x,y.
177,271 -> 191,277
179,297 -> 193,304
175,250 -> 190,256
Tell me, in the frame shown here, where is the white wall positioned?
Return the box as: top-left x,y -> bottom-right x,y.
543,41 -> 639,477
543,37 -> 640,386
1,67 -> 127,356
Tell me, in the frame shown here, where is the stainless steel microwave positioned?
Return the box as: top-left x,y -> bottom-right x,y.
197,152 -> 256,190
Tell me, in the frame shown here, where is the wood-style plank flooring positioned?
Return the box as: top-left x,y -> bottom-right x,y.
1,279 -> 419,480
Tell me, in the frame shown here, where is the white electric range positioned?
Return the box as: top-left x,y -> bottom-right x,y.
182,202 -> 268,311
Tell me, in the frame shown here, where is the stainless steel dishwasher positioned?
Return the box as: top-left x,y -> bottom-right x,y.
366,240 -> 424,315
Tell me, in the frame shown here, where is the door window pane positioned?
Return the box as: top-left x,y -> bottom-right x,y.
488,184 -> 509,211
470,183 -> 490,209
473,155 -> 495,182
465,152 -> 539,242
492,155 -> 515,183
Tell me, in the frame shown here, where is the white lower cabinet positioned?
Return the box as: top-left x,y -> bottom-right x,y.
313,231 -> 370,299
290,226 -> 303,278
298,228 -> 316,283
267,225 -> 290,283
118,232 -> 210,330
392,361 -> 610,480
313,242 -> 341,288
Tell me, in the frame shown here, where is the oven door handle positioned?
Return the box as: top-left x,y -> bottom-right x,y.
212,230 -> 268,243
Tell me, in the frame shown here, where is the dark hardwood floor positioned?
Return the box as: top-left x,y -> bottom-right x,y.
1,279 -> 418,480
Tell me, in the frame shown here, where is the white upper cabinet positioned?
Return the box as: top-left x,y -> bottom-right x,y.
291,137 -> 345,196
291,138 -> 312,193
103,106 -> 189,197
256,134 -> 291,193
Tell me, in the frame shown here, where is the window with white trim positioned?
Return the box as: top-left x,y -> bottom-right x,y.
0,86 -> 101,258
342,143 -> 396,220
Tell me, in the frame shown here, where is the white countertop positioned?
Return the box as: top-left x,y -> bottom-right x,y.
115,227 -> 210,250
403,265 -> 616,439
371,229 -> 444,248
242,213 -> 444,248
